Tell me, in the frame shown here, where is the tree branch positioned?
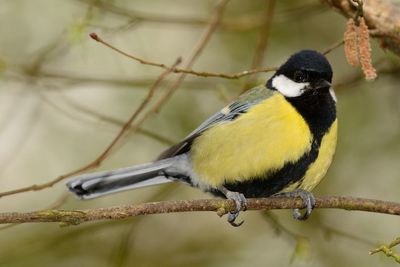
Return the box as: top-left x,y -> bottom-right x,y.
370,236 -> 400,263
0,0 -> 228,199
89,32 -> 277,80
2,196 -> 400,226
240,0 -> 275,93
322,0 -> 400,56
77,0 -> 326,31
0,58 -> 181,198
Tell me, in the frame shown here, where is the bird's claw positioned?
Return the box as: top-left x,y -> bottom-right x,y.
274,189 -> 316,221
227,191 -> 247,227
221,188 -> 247,227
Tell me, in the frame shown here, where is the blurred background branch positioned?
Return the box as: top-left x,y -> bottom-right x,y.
0,0 -> 228,198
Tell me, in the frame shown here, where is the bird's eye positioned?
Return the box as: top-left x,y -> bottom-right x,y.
293,70 -> 308,83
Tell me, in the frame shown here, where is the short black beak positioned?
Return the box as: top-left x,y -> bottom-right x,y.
315,79 -> 331,89
266,77 -> 273,89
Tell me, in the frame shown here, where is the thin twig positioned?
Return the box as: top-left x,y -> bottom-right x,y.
369,237 -> 400,263
251,0 -> 276,71
1,196 -> 400,225
240,0 -> 275,93
77,0 -> 211,26
115,0 -> 230,150
9,67 -> 216,90
151,0 -> 230,114
320,222 -> 376,247
0,59 -> 181,198
38,88 -> 175,145
322,40 -> 345,55
89,32 -> 276,79
0,192 -> 70,230
77,0 -> 327,31
0,1 -> 229,199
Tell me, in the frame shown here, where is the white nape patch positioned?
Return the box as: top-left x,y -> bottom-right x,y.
272,74 -> 309,97
329,87 -> 337,102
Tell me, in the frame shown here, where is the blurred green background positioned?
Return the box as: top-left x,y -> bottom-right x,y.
0,0 -> 400,266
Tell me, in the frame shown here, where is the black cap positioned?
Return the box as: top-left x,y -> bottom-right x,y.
276,50 -> 333,83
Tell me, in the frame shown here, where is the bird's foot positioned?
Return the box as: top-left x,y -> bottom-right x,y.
273,189 -> 316,221
219,187 -> 247,227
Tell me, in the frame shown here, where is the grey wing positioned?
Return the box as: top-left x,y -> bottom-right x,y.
157,85 -> 274,159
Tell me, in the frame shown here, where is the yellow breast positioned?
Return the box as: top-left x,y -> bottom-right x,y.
190,93 -> 313,188
286,119 -> 338,192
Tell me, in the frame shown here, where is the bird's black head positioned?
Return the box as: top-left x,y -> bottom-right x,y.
267,50 -> 337,137
267,50 -> 333,98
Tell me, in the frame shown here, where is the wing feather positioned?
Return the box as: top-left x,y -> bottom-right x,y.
158,85 -> 274,159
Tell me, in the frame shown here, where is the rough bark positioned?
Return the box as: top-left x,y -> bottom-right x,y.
1,196 -> 400,226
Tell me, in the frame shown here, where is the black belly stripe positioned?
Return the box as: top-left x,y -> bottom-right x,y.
214,137 -> 321,198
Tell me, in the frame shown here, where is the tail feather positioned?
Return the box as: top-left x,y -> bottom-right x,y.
67,158 -> 176,199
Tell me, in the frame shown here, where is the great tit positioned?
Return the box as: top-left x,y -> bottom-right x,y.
67,50 -> 337,226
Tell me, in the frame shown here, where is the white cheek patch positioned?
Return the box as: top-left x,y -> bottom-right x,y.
329,87 -> 337,102
271,74 -> 309,97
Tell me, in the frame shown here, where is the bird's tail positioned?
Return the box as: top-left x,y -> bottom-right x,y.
66,158 -> 176,199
